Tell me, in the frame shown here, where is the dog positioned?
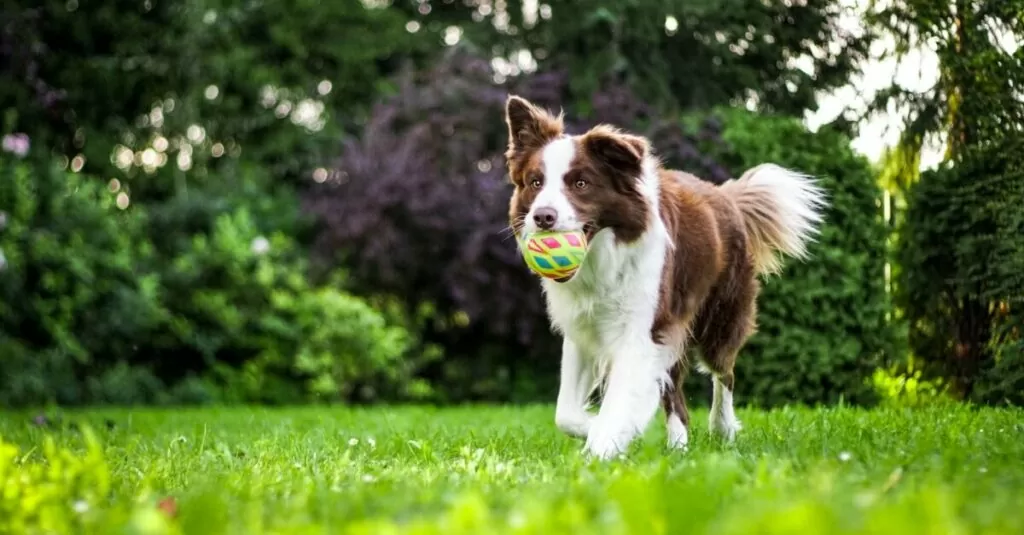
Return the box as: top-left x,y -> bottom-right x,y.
503,95 -> 828,459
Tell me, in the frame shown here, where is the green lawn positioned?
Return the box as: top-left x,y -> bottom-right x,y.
1,404 -> 1022,534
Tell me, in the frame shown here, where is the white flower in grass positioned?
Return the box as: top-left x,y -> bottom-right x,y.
348,437 -> 359,447
73,500 -> 89,513
838,451 -> 852,462
361,474 -> 376,483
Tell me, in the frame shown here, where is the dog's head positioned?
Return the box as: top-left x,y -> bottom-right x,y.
503,95 -> 652,244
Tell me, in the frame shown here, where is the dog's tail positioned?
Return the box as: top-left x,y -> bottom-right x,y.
719,163 -> 828,276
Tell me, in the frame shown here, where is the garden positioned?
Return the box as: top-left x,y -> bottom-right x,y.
1,1 -> 1022,533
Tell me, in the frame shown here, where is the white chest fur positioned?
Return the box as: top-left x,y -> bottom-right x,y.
536,158 -> 683,459
542,224 -> 678,459
541,225 -> 669,378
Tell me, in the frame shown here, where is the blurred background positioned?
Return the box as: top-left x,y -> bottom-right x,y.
0,0 -> 1021,410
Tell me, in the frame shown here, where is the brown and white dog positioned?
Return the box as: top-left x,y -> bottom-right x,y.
503,95 -> 828,459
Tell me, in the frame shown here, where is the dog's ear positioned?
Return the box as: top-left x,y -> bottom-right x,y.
581,125 -> 649,176
505,95 -> 563,155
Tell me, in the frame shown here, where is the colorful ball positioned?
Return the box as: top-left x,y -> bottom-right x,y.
520,230 -> 589,281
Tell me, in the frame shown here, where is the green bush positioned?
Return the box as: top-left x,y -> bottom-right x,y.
157,206 -> 419,404
972,339 -> 1024,406
0,154 -> 166,406
683,108 -> 896,407
0,154 -> 422,407
897,138 -> 1024,405
870,364 -> 954,409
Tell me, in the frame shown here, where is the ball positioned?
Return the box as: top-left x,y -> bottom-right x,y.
520,230 -> 589,281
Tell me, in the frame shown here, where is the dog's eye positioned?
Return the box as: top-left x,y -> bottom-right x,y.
574,179 -> 588,189
530,177 -> 543,189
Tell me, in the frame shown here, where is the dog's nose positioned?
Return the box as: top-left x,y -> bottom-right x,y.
533,207 -> 557,230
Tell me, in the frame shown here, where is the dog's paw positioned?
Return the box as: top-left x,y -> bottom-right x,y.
666,414 -> 689,451
581,442 -> 626,462
582,426 -> 630,460
555,411 -> 593,439
709,414 -> 742,443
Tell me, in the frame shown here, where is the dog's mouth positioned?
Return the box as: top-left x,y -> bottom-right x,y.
548,223 -> 596,284
582,223 -> 597,242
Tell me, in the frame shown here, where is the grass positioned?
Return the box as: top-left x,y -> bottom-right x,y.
1,404 -> 1023,534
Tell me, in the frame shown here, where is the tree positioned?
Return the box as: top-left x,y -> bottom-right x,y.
394,0 -> 873,118
866,0 -> 1024,171
867,0 -> 1024,401
0,1 -> 428,196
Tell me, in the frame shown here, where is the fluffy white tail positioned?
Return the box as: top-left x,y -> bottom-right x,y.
719,163 -> 828,275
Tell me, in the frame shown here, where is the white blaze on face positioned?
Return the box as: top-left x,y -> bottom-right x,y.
525,136 -> 581,234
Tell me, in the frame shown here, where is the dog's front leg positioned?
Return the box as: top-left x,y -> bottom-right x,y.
583,338 -> 663,460
554,338 -> 594,438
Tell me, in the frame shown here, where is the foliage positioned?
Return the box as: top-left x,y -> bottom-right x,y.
155,206 -> 417,404
0,428 -> 115,533
972,334 -> 1024,406
0,1 -> 439,406
0,153 -> 165,406
2,405 -> 1024,533
0,0 -> 443,406
870,364 -> 954,409
5,0 -> 1019,411
0,1 -> 428,195
0,428 -> 182,534
397,0 -> 873,119
683,107 -> 895,408
304,47 -> 728,402
0,154 -> 417,407
896,137 -> 1024,404
865,0 -> 1024,164
866,0 -> 1024,407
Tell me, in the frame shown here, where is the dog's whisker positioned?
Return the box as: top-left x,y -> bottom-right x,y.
502,219 -> 530,246
500,225 -> 520,238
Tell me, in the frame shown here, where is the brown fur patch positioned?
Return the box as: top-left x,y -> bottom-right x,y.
504,96 -> 563,180
649,170 -> 726,344
568,128 -> 651,243
655,172 -> 759,426
661,362 -> 691,428
507,150 -> 545,232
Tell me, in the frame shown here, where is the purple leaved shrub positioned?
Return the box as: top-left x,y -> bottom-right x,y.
303,47 -> 729,401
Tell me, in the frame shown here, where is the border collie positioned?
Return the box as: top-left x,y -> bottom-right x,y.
503,95 -> 828,460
